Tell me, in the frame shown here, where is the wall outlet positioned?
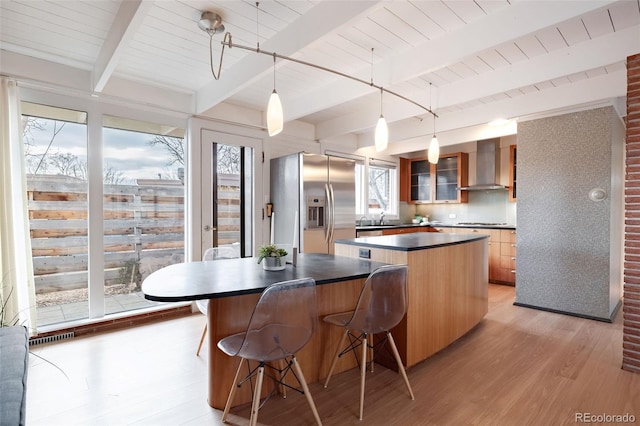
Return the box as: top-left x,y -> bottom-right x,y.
359,248 -> 370,259
449,213 -> 457,219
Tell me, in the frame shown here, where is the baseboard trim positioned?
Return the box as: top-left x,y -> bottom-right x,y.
30,305 -> 193,342
512,301 -> 617,323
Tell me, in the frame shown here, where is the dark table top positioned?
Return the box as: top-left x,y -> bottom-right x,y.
336,232 -> 488,252
142,253 -> 387,302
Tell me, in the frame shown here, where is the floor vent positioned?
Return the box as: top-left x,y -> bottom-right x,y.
29,331 -> 75,346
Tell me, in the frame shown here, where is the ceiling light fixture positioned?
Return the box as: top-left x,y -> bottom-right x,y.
427,83 -> 439,164
267,53 -> 283,136
199,11 -> 229,80
375,88 -> 389,151
199,4 -> 438,139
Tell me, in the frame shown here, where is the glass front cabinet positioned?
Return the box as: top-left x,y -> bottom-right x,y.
400,153 -> 468,204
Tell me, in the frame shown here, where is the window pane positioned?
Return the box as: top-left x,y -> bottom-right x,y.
368,165 -> 391,214
22,103 -> 89,327
102,116 -> 185,316
216,144 -> 241,247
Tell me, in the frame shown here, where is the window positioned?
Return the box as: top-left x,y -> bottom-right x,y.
21,102 -> 186,328
356,158 -> 398,218
102,115 -> 185,316
21,102 -> 89,326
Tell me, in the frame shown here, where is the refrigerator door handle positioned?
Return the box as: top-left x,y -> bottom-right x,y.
324,183 -> 332,243
329,183 -> 336,243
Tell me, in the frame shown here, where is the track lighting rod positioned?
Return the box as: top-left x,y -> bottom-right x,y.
219,38 -> 438,119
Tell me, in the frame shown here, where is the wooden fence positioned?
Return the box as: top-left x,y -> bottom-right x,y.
28,174 -> 240,294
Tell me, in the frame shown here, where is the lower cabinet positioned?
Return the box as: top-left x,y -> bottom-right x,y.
497,229 -> 516,285
382,227 -> 439,236
356,230 -> 383,237
432,226 -> 516,286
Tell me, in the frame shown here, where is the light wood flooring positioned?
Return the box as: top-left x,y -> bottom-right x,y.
27,284 -> 640,425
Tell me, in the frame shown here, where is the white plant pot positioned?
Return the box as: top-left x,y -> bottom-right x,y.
262,256 -> 285,271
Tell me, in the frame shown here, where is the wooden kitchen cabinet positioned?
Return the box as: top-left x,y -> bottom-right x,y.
356,230 -> 383,237
399,158 -> 410,202
434,153 -> 468,203
453,227 -> 500,281
431,226 -> 514,285
497,229 -> 516,285
402,153 -> 468,204
382,227 -> 421,235
409,158 -> 432,203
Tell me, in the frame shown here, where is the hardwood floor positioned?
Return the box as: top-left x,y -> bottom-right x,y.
27,284 -> 640,425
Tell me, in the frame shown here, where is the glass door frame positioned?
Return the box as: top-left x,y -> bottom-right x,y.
200,129 -> 263,260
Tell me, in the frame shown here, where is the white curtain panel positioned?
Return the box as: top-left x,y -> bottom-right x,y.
0,76 -> 36,332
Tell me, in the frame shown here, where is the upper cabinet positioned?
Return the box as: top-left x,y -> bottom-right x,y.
509,145 -> 517,202
400,153 -> 468,204
410,157 -> 432,203
435,153 -> 468,203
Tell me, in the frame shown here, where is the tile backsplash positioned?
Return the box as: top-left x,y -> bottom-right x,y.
406,190 -> 516,225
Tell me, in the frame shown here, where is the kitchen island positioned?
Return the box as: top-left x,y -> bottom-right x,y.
335,232 -> 489,368
142,254 -> 387,409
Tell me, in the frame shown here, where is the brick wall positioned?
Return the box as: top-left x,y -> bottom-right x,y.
624,53 -> 640,373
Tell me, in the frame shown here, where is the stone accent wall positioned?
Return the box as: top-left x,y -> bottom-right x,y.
624,53 -> 640,373
515,107 -> 622,320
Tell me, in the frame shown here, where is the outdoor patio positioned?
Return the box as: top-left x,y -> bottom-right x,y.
36,291 -> 165,327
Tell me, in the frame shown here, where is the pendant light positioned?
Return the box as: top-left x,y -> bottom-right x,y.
200,8 -> 441,136
375,87 -> 388,152
267,53 -> 283,137
427,83 -> 439,164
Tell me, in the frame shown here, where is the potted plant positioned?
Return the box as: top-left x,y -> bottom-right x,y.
257,244 -> 288,271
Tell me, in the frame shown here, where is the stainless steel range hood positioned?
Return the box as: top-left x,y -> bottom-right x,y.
458,139 -> 507,191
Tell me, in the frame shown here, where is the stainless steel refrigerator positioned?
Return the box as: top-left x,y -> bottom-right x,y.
270,152 -> 356,254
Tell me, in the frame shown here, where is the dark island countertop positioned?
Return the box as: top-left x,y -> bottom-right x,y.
336,232 -> 489,252
142,253 -> 387,302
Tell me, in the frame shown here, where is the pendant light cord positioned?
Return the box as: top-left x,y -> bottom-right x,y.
372,48 -> 383,117
256,2 -> 260,51
430,82 -> 436,136
370,48 -> 374,86
209,32 -> 231,80
272,53 -> 277,92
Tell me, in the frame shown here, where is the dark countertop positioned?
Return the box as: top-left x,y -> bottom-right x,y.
142,253 -> 387,302
356,223 -> 516,231
336,232 -> 489,252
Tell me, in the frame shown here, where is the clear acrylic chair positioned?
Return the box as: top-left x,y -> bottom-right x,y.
323,264 -> 414,420
217,277 -> 322,426
196,246 -> 239,356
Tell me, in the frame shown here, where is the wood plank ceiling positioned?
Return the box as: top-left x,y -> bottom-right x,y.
1,0 -> 639,150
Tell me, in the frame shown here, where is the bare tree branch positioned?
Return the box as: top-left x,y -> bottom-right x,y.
33,121 -> 66,175
148,136 -> 184,167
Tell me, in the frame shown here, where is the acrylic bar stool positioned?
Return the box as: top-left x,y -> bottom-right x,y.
217,277 -> 322,426
196,246 -> 238,356
323,264 -> 414,420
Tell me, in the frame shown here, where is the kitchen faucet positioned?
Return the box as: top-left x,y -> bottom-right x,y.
358,216 -> 369,226
379,212 -> 385,225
